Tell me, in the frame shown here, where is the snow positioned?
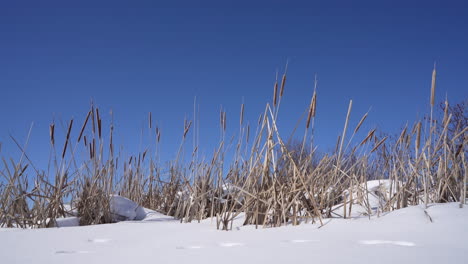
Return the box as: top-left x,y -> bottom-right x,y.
328,179 -> 401,218
109,195 -> 140,221
1,202 -> 467,264
55,217 -> 80,228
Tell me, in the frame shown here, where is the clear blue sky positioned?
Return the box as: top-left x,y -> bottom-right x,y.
1,0 -> 467,168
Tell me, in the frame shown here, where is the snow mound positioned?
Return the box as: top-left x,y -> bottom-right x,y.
55,195 -> 163,227
110,195 -> 139,221
110,195 -> 155,221
55,217 -> 80,227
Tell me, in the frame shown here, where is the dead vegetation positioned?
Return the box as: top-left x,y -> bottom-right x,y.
0,65 -> 466,230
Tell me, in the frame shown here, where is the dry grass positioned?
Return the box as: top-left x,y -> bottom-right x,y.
0,66 -> 466,230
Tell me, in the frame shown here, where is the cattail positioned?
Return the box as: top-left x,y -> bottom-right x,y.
92,138 -> 96,159
396,126 -> 407,145
240,103 -> 244,126
96,108 -> 102,139
84,135 -> 88,146
223,112 -> 227,131
149,112 -> 152,129
142,149 -> 148,161
370,136 -> 388,153
415,122 -> 422,151
49,123 -> 55,145
280,73 -> 286,97
184,120 -> 192,138
110,130 -> 114,156
98,118 -> 102,139
306,92 -> 317,129
219,110 -> 226,132
91,105 -> 96,134
78,111 -> 91,143
219,109 -> 223,130
156,126 -> 161,143
273,80 -> 278,107
62,119 -> 73,158
430,63 -> 436,107
311,91 -> 317,117
306,75 -> 318,129
257,114 -> 263,126
443,99 -> 449,125
96,108 -> 100,124
359,128 -> 376,146
354,113 -> 368,134
246,124 -> 250,143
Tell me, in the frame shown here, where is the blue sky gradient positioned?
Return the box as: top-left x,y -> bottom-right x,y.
1,0 -> 467,168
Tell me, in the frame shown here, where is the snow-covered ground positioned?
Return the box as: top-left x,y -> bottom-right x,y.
1,202 -> 467,264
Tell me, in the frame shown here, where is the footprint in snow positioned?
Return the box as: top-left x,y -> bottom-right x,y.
176,245 -> 205,250
284,239 -> 318,244
219,242 -> 244,247
359,240 -> 415,247
88,238 -> 111,243
56,250 -> 90,254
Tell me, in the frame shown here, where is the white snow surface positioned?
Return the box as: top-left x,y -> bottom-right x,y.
1,202 -> 467,264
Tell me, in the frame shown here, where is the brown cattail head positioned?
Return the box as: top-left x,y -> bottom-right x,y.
110,127 -> 114,156
354,112 -> 368,134
306,109 -> 313,129
273,81 -> 278,107
306,92 -> 317,129
443,99 -> 449,124
280,74 -> 286,97
370,136 -> 388,153
220,109 -> 223,129
223,111 -> 227,131
149,112 -> 152,129
91,105 -> 96,134
431,63 -> 436,107
92,138 -> 96,159
257,114 -> 263,126
183,120 -> 192,138
240,103 -> 244,126
359,128 -> 376,146
89,143 -> 93,159
96,108 -> 102,139
396,125 -> 407,145
415,121 -> 422,151
78,111 -> 91,143
311,92 -> 317,118
49,123 -> 55,145
98,118 -> 102,139
219,109 -> 226,132
156,126 -> 161,143
96,108 -> 100,125
62,119 -> 74,158
280,60 -> 289,97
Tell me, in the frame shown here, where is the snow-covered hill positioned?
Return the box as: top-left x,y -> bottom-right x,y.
1,202 -> 466,264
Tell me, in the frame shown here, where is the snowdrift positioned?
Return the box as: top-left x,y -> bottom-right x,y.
1,202 -> 467,264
